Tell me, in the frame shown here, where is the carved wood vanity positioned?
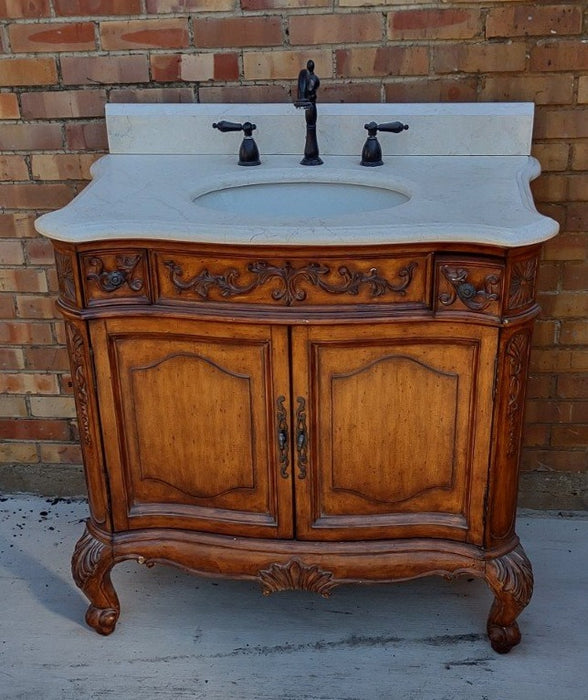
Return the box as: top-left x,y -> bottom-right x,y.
54,237 -> 539,653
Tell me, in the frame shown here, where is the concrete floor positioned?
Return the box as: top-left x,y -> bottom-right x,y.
0,496 -> 586,700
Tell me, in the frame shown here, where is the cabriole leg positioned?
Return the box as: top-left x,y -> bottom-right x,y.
485,544 -> 533,653
71,523 -> 120,635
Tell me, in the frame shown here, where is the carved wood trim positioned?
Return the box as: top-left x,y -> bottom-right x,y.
65,322 -> 92,446
71,526 -> 108,590
85,254 -> 144,293
164,260 -> 417,306
258,559 -> 337,597
508,258 -> 538,310
55,250 -> 77,303
505,331 -> 531,458
439,265 -> 501,311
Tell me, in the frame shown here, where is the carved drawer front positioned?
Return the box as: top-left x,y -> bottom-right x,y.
81,250 -> 150,307
155,252 -> 430,309
435,258 -> 504,318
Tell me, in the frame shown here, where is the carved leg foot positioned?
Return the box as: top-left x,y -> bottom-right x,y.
485,544 -> 533,653
71,524 -> 120,635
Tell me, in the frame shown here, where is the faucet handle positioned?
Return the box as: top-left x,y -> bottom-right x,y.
361,121 -> 409,167
213,120 -> 260,166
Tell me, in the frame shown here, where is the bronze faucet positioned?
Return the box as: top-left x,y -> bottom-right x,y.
294,60 -> 323,166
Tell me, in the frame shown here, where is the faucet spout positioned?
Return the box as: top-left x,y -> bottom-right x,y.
294,59 -> 323,166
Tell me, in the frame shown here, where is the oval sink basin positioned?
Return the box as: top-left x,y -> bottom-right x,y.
193,182 -> 410,221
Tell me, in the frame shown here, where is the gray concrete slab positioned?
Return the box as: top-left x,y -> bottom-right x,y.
0,496 -> 587,700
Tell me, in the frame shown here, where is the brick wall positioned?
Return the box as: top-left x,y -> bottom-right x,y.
0,1 -> 586,507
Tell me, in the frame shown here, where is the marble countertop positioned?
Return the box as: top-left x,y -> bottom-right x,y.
36,152 -> 559,248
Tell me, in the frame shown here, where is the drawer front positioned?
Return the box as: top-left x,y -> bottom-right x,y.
81,250 -> 150,307
435,258 -> 504,318
155,252 -> 431,309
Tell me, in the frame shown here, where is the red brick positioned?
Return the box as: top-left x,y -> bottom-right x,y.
194,17 -> 282,48
531,174 -> 567,203
15,295 -> 59,319
29,395 -> 76,418
572,143 -> 588,171
562,262 -> 588,292
25,346 -> 70,372
534,109 -> 588,140
0,0 -> 50,18
21,90 -> 106,119
199,85 -> 290,103
0,123 -> 62,151
480,75 -> 573,105
61,55 -> 149,85
0,156 -> 28,181
521,448 -> 587,472
0,442 -> 39,463
53,0 -> 141,14
0,93 -> 20,119
24,237 -> 55,265
336,46 -> 429,78
9,22 -> 96,52
568,174 -> 587,202
486,5 -> 582,39
579,77 -> 588,104
530,40 -> 588,71
108,87 -> 194,103
150,54 -> 181,82
433,43 -> 527,73
0,348 -> 24,370
385,77 -> 477,103
566,204 -> 588,233
243,50 -> 332,80
389,8 -> 480,40
0,57 -> 57,86
0,294 -> 16,319
32,154 -> 98,181
560,320 -> 588,346
146,0 -> 233,10
242,0 -> 328,7
39,443 -> 83,464
526,399 -> 574,424
532,143 -> 570,172
100,19 -> 189,50
0,213 -> 37,239
0,183 -> 73,210
320,82 -> 381,103
0,238 -> 24,264
542,233 -> 586,262
526,373 -> 556,399
0,418 -> 70,441
538,291 -> 586,319
64,121 -> 109,151
0,395 -> 28,417
179,53 -> 240,82
290,13 -> 382,45
0,372 -> 58,394
521,424 -> 550,448
558,375 -> 588,399
531,319 -> 559,346
551,425 -> 588,448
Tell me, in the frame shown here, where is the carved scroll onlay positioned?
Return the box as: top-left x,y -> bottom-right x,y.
505,332 -> 530,458
85,254 -> 144,292
66,322 -> 91,446
164,260 -> 417,306
258,559 -> 337,598
439,266 -> 501,311
508,258 -> 538,310
55,250 -> 76,303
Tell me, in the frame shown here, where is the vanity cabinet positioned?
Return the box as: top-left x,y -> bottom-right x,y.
55,239 -> 538,653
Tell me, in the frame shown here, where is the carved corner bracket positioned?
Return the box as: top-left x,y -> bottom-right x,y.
258,559 -> 338,598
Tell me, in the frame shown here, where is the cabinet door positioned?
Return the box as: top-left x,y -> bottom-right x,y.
90,317 -> 293,538
291,322 -> 497,543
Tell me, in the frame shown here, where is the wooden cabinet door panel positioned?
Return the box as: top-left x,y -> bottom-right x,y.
91,318 -> 293,538
292,322 -> 497,542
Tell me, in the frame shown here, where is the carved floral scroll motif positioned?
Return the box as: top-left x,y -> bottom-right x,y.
439,265 -> 501,312
164,260 -> 417,306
